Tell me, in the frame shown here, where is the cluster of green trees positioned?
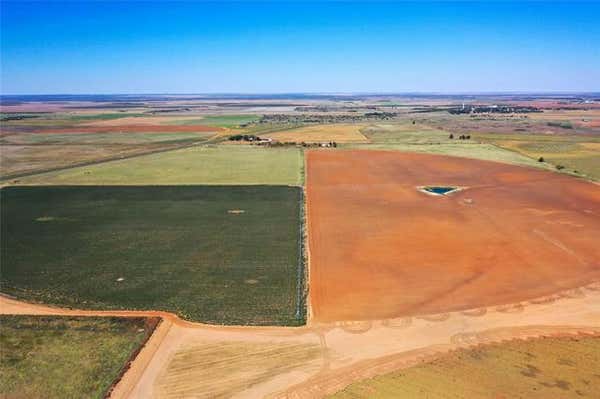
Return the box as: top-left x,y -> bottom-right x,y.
269,141 -> 337,148
228,134 -> 263,142
448,134 -> 470,140
547,121 -> 573,129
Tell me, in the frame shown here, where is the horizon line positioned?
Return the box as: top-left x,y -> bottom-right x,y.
2,91 -> 600,97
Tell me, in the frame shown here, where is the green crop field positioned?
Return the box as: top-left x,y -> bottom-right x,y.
18,145 -> 303,185
1,185 -> 304,325
0,315 -> 155,399
331,335 -> 600,398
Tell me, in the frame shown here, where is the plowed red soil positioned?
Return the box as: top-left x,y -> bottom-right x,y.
37,125 -> 222,134
306,150 -> 600,322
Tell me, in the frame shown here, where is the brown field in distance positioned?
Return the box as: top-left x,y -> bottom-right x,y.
306,150 -> 600,322
80,116 -> 208,126
32,124 -> 221,134
0,144 -> 171,178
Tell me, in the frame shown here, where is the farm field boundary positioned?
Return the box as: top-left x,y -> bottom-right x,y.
0,138 -> 217,182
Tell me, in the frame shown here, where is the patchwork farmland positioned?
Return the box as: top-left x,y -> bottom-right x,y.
1,94 -> 599,398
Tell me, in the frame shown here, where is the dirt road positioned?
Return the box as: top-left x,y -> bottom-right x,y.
3,282 -> 600,398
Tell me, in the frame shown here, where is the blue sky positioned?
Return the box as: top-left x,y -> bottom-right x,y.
1,1 -> 599,94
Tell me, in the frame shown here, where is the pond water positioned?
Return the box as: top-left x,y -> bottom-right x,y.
423,186 -> 458,195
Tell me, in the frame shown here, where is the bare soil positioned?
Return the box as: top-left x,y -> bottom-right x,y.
34,125 -> 222,133
306,150 -> 600,322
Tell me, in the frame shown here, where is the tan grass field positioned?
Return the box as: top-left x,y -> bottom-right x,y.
360,122 -> 453,144
263,124 -> 369,143
331,335 -> 600,398
0,144 -> 165,179
488,139 -> 600,180
498,140 -> 600,159
154,341 -> 321,398
525,109 -> 600,129
527,109 -> 600,121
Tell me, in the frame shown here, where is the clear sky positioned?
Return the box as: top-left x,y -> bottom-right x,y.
1,1 -> 599,94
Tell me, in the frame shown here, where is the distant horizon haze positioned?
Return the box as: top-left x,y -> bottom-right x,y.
1,91 -> 600,98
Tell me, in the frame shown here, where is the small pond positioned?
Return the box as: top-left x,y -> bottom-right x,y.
420,186 -> 460,196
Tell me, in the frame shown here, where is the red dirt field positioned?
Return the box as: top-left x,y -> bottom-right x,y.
2,125 -> 225,134
306,150 -> 600,323
38,125 -> 223,133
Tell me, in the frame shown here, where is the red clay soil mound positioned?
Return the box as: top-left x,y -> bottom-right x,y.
40,125 -> 222,134
306,150 -> 600,323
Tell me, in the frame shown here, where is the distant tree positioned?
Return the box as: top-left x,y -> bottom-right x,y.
556,165 -> 565,170
229,134 -> 261,142
412,120 -> 416,125
449,134 -> 454,139
538,157 -> 545,162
